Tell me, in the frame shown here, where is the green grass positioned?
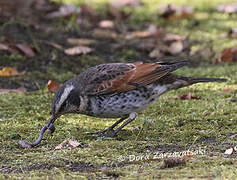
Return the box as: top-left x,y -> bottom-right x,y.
1,64 -> 237,179
1,0 -> 237,179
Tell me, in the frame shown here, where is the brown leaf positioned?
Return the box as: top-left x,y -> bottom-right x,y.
167,41 -> 183,55
54,140 -> 68,150
169,93 -> 200,100
68,140 -> 82,148
163,33 -> 185,41
110,0 -> 142,9
93,29 -> 118,39
217,3 -> 237,13
228,28 -> 237,38
0,87 -> 27,94
217,47 -> 237,63
0,67 -> 25,77
43,41 -> 63,50
46,80 -> 60,93
107,6 -> 130,21
46,4 -> 80,19
55,139 -> 82,150
0,37 -> 36,56
15,44 -> 36,57
79,4 -> 97,19
64,46 -> 93,56
126,25 -> 164,39
160,4 -> 194,20
149,48 -> 164,58
0,37 -> 19,55
137,39 -> 156,51
223,88 -> 235,93
161,157 -> 187,168
223,147 -> 236,157
0,43 -> 9,51
99,20 -> 114,29
67,38 -> 96,46
179,93 -> 200,100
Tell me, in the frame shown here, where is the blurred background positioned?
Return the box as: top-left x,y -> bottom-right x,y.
0,0 -> 237,91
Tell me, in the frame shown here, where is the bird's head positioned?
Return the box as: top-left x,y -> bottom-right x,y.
51,83 -> 81,117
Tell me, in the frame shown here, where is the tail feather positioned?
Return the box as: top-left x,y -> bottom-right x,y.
178,77 -> 227,84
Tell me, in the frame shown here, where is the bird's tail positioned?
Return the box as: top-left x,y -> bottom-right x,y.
166,76 -> 227,91
178,77 -> 227,85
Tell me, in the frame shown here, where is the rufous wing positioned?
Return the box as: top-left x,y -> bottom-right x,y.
85,61 -> 187,95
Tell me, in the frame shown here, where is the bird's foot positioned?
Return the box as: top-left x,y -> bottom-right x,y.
96,132 -> 116,139
87,127 -> 114,136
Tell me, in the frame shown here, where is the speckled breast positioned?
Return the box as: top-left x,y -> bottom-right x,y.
87,85 -> 163,118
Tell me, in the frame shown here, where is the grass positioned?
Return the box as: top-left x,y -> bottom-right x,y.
1,64 -> 237,179
1,0 -> 237,179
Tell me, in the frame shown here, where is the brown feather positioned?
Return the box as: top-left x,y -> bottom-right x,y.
78,61 -> 188,95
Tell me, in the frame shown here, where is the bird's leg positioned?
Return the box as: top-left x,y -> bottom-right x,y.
100,112 -> 137,138
88,116 -> 128,135
18,115 -> 57,148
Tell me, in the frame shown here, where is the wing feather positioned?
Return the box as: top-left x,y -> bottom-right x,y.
77,61 -> 188,95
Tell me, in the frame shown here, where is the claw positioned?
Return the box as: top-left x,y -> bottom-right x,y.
87,127 -> 114,136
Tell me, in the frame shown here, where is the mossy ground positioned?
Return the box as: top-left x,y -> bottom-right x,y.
0,0 -> 237,179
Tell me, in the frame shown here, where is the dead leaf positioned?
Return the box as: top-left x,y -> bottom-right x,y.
223,88 -> 235,93
0,87 -> 27,94
64,46 -> 93,56
55,139 -> 82,150
179,93 -> 200,100
46,80 -> 60,93
169,93 -> 200,100
99,20 -> 114,29
161,157 -> 187,168
149,48 -> 164,58
79,4 -> 97,19
15,44 -> 36,57
0,37 -> 37,56
43,41 -> 63,50
46,4 -> 80,19
163,33 -> 185,41
107,6 -> 130,21
93,29 -> 118,39
0,37 -> 19,54
217,47 -> 237,63
160,4 -> 194,20
67,38 -> 96,46
228,28 -> 237,38
54,140 -> 68,150
68,140 -> 82,148
167,41 -> 183,55
0,43 -> 9,51
126,25 -> 164,39
0,67 -> 25,77
110,0 -> 142,9
224,147 -> 236,157
217,3 -> 237,13
137,39 -> 156,51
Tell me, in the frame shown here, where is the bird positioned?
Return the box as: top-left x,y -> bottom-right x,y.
18,60 -> 227,148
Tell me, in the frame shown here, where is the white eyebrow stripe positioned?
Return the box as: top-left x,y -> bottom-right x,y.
55,84 -> 74,114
